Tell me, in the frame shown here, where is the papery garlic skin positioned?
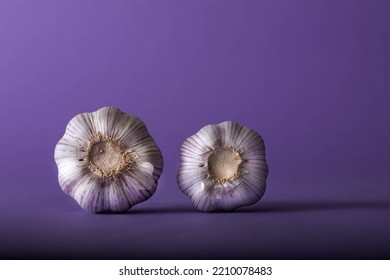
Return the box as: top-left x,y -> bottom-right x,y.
177,121 -> 268,211
54,107 -> 163,213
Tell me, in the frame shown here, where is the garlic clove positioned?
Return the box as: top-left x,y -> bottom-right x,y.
177,121 -> 268,212
54,107 -> 163,213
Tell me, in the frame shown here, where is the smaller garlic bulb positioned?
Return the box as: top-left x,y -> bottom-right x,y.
177,121 -> 268,211
54,107 -> 163,213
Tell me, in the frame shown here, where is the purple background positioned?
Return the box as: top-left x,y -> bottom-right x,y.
1,0 -> 390,259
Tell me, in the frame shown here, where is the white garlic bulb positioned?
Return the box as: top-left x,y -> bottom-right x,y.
177,121 -> 268,211
54,107 -> 163,213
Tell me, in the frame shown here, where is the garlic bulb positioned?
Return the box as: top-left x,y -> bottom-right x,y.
54,107 -> 163,213
177,121 -> 268,211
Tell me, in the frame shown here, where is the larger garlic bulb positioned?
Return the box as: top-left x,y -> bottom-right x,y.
54,107 -> 163,213
177,121 -> 268,211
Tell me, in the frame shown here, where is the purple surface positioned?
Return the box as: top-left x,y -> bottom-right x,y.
1,0 -> 390,259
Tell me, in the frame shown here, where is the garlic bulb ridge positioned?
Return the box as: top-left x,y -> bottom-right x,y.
177,121 -> 268,211
54,107 -> 163,213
